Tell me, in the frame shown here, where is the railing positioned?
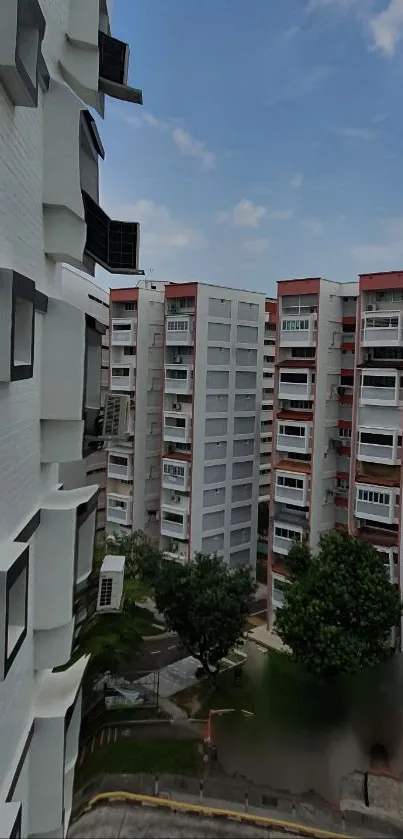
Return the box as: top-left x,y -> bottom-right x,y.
278,381 -> 311,400
360,385 -> 397,405
275,483 -> 306,506
357,441 -> 396,464
160,518 -> 186,538
164,424 -> 188,441
107,505 -> 131,525
108,462 -> 133,480
273,533 -> 301,555
165,375 -> 191,394
111,374 -> 134,391
277,433 -> 308,453
355,496 -> 397,524
272,588 -> 285,608
162,471 -> 187,490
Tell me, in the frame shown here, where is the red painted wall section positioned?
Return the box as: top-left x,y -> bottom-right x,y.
360,271 -> 403,291
110,287 -> 139,302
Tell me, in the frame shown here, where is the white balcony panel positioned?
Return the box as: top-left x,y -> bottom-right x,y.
164,412 -> 191,443
277,422 -> 312,454
278,370 -> 313,401
357,428 -> 399,465
165,367 -> 192,394
280,314 -> 316,347
160,511 -> 187,540
273,521 -> 304,555
360,370 -> 400,407
361,312 -> 402,347
275,471 -> 308,507
108,454 -> 133,480
110,367 -> 135,392
107,494 -> 132,526
355,484 -> 397,524
166,315 -> 193,345
162,460 -> 190,491
111,317 -> 136,345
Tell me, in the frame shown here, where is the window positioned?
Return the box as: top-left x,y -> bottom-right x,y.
339,427 -> 351,439
288,400 -> 313,410
123,346 -> 135,356
124,302 -> 136,310
337,478 -> 348,491
375,290 -> 403,302
110,499 -> 127,509
364,316 -> 399,329
280,372 -> 308,384
164,463 -> 185,478
99,577 -> 113,608
359,431 -> 393,446
1,543 -> 29,680
167,320 -> 189,331
277,475 -> 304,489
0,0 -> 46,108
291,347 -> 316,358
110,455 -> 128,466
279,424 -> 305,437
166,368 -> 187,380
113,322 -> 131,331
340,375 -> 354,387
373,347 -> 403,360
274,526 -> 302,541
357,489 -> 390,506
362,374 -> 395,389
282,319 -> 310,331
112,367 -> 130,377
0,270 -> 36,383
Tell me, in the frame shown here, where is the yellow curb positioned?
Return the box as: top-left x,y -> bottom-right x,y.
86,791 -> 354,839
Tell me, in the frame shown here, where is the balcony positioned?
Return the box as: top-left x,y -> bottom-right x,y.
166,298 -> 195,315
160,509 -> 187,540
361,311 -> 402,347
165,315 -> 193,346
277,421 -> 311,454
271,577 -> 289,609
355,484 -> 398,524
98,31 -> 143,105
357,428 -> 400,465
280,314 -> 316,347
82,191 -> 140,274
360,370 -> 401,407
165,366 -> 192,394
107,494 -> 132,526
110,365 -> 135,392
275,470 -> 308,507
164,413 -> 191,443
162,459 -> 190,491
273,521 -> 304,555
278,370 -> 313,401
108,452 -> 133,481
111,317 -> 136,345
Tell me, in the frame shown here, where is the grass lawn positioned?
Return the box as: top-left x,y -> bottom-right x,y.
174,650 -> 351,732
75,738 -> 202,789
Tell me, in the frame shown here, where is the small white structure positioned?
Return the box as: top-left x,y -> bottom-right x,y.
97,555 -> 125,613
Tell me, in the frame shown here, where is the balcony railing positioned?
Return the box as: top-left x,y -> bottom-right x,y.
273,523 -> 304,555
160,515 -> 187,539
277,429 -> 310,453
275,474 -> 307,507
280,314 -> 316,347
111,318 -> 136,345
110,368 -> 135,392
355,485 -> 397,524
272,588 -> 285,608
165,315 -> 193,345
162,463 -> 189,491
107,503 -> 132,525
165,368 -> 192,394
278,377 -> 312,401
360,371 -> 400,407
361,312 -> 402,347
357,431 -> 398,465
108,459 -> 133,480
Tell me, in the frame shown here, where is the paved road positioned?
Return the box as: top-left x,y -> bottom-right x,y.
133,598 -> 267,674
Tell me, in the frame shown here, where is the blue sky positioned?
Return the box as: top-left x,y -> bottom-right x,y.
99,0 -> 403,297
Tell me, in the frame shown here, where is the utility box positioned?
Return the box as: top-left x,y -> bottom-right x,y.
97,554 -> 125,613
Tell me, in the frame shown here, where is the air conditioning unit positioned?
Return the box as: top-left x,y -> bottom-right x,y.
367,304 -> 376,312
173,402 -> 181,410
103,394 -> 130,438
171,494 -> 181,504
173,355 -> 183,364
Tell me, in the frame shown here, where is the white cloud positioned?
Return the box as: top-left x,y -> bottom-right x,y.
243,238 -> 271,254
218,199 -> 267,228
333,127 -> 377,140
302,218 -> 325,235
114,199 -> 207,251
370,0 -> 403,56
351,216 -> 403,264
290,173 -> 303,188
119,109 -> 216,170
171,127 -> 215,171
308,0 -> 403,57
269,209 -> 294,221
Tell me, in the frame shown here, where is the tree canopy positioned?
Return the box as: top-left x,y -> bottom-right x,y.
154,553 -> 256,675
276,531 -> 401,680
108,529 -> 163,585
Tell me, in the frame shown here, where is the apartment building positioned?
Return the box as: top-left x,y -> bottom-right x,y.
268,272 -> 403,649
160,282 -> 265,569
0,1 -> 141,836
106,281 -> 166,543
59,265 -> 109,541
267,277 -> 359,628
259,299 -> 277,506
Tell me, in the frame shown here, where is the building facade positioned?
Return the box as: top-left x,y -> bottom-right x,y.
59,265 -> 109,541
259,299 -> 277,507
160,282 -> 265,569
267,273 -> 403,649
0,1 -> 141,836
106,281 -> 166,543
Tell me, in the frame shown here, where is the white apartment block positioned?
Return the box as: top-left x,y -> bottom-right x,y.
268,273 -> 403,649
160,282 -> 265,569
0,0 -> 141,836
106,281 -> 166,543
259,299 -> 276,505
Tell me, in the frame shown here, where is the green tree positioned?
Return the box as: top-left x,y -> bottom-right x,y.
276,531 -> 401,680
154,553 -> 256,676
108,529 -> 163,585
285,538 -> 311,578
